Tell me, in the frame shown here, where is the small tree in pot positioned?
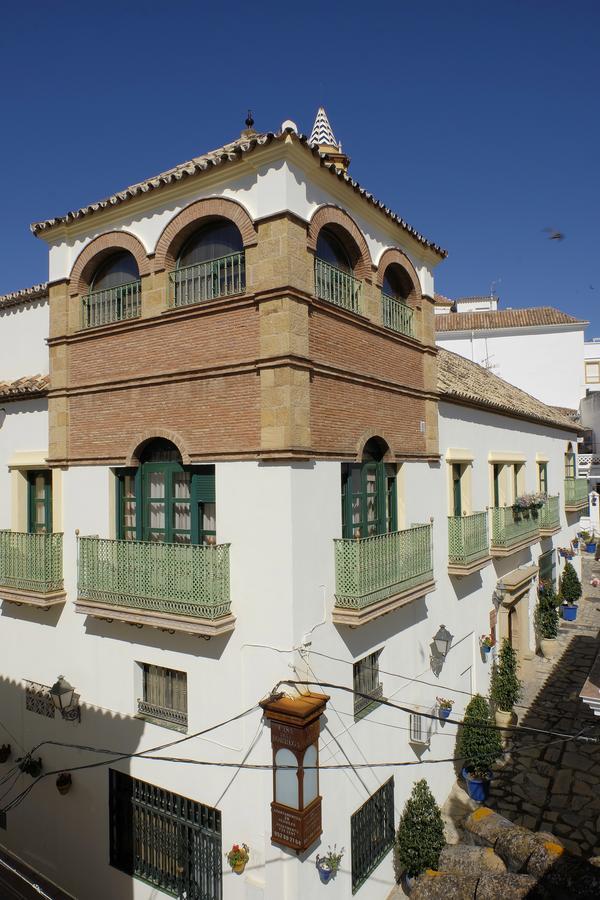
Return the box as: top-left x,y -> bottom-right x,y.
560,562 -> 582,621
394,779 -> 445,887
489,639 -> 522,742
456,694 -> 501,802
535,582 -> 560,657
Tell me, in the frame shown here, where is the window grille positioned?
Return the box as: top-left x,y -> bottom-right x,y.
350,777 -> 394,893
138,664 -> 188,730
109,770 -> 222,899
353,651 -> 383,718
25,681 -> 55,718
409,711 -> 432,746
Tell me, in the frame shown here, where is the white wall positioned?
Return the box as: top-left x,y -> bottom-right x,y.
0,415 -> 581,900
0,301 -> 49,381
437,325 -> 585,409
0,400 -> 48,529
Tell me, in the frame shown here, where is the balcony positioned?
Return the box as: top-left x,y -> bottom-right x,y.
539,495 -> 561,535
314,258 -> 362,314
76,536 -> 235,637
564,477 -> 589,513
169,252 -> 245,308
137,699 -> 188,731
0,531 -> 65,608
81,280 -> 141,329
333,524 -> 435,626
381,292 -> 414,338
447,512 -> 491,575
490,506 -> 540,556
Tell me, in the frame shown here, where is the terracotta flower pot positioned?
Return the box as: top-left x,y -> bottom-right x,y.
540,638 -> 558,659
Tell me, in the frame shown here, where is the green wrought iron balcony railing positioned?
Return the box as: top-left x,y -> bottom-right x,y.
77,536 -> 231,621
448,512 -> 489,569
169,252 -> 245,308
539,495 -> 560,531
81,280 -> 141,329
0,530 -> 63,595
381,292 -> 414,338
314,258 -> 362,314
490,506 -> 540,552
564,477 -> 588,510
334,524 -> 433,618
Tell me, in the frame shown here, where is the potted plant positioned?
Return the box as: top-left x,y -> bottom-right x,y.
316,845 -> 344,884
489,639 -> 522,741
436,697 -> 454,720
226,843 -> 249,874
571,537 -> 580,551
17,756 -> 42,778
456,694 -> 502,802
394,779 -> 445,892
480,635 -> 494,656
560,561 -> 582,621
0,744 -> 10,764
581,530 -> 597,552
56,772 -> 72,795
535,583 -> 560,658
558,547 -> 574,560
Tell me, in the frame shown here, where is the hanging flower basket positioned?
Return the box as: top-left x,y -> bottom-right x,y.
226,843 -> 249,874
316,845 -> 344,884
436,697 -> 454,719
56,773 -> 72,795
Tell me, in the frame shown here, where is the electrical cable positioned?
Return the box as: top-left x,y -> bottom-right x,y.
274,680 -> 600,744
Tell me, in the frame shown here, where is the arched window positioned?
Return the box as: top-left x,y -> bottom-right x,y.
341,438 -> 397,539
565,442 -> 576,479
115,439 -> 215,545
171,219 -> 245,307
381,264 -> 414,337
315,227 -> 361,313
83,251 -> 141,329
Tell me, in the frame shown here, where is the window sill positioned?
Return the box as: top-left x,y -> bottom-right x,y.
134,713 -> 187,734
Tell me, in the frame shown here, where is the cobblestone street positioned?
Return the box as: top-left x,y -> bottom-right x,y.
488,554 -> 600,856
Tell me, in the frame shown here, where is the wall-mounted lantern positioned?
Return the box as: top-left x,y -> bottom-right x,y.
49,676 -> 81,723
433,625 -> 453,658
260,691 -> 328,853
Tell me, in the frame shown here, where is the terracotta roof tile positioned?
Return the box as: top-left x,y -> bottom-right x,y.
434,293 -> 454,307
436,306 -> 587,332
0,283 -> 48,311
30,129 -> 446,258
0,374 -> 49,400
437,348 -> 580,432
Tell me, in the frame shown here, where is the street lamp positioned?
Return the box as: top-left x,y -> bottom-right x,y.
50,676 -> 81,723
433,625 -> 453,658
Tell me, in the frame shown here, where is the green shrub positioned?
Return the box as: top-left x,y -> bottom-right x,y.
490,639 -> 522,713
535,584 -> 560,638
455,694 -> 502,779
394,779 -> 445,879
560,561 -> 582,605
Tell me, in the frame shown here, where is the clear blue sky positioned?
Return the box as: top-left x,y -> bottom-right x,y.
1,1 -> 598,332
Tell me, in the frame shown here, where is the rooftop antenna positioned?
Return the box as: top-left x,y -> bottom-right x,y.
490,278 -> 501,298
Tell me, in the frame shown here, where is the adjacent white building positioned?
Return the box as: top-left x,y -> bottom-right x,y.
0,110 -> 585,900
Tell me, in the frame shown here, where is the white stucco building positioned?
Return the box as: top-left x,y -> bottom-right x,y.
0,110 -> 585,900
435,294 -> 587,410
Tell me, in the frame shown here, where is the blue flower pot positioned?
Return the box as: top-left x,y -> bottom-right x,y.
462,767 -> 490,802
482,645 -> 491,656
317,865 -> 333,884
587,543 -> 596,553
439,707 -> 451,719
562,604 -> 578,621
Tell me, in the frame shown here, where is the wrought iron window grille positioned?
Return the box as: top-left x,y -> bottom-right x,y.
350,777 -> 395,893
24,681 -> 55,719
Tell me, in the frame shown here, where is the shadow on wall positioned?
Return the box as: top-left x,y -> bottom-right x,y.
336,595 -> 429,657
0,673 -> 169,900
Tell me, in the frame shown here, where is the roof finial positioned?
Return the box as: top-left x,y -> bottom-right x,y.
245,109 -> 254,130
308,106 -> 350,173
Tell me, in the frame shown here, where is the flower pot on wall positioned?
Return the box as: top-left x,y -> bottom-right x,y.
587,543 -> 596,553
462,767 -> 491,803
317,862 -> 333,884
232,861 -> 247,874
540,638 -> 558,659
439,707 -> 451,720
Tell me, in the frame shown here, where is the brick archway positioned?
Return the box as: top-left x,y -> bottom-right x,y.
307,205 -> 372,281
375,248 -> 422,304
355,430 -> 396,462
69,232 -> 151,297
153,197 -> 258,272
124,429 -> 191,467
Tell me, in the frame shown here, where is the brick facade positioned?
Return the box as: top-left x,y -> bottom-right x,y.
47,203 -> 439,465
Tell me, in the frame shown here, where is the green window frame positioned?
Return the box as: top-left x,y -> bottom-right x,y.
452,464 -> 463,517
27,470 -> 52,534
565,453 -> 576,478
493,464 -> 502,507
116,465 -> 215,545
538,462 -> 548,494
341,461 -> 397,539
